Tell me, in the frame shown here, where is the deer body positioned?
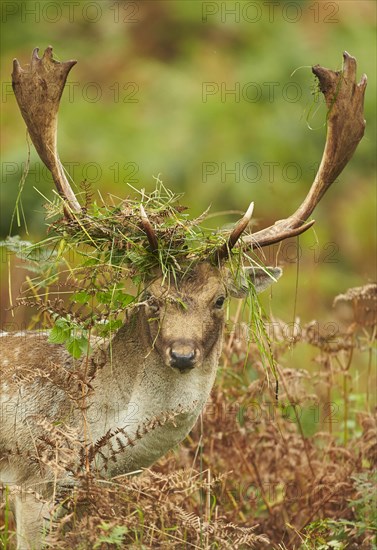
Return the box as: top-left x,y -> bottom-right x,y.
0,319 -> 216,478
1,263 -> 278,548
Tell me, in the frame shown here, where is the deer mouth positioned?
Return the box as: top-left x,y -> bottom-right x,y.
173,365 -> 196,374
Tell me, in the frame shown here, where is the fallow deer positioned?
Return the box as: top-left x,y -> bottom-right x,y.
0,48 -> 366,549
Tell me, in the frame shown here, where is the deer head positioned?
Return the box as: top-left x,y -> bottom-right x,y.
139,262 -> 281,372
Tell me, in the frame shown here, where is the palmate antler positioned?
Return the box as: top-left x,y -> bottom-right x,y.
12,47 -> 81,215
12,48 -> 366,257
215,51 -> 367,260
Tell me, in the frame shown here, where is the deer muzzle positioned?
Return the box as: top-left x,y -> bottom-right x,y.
167,340 -> 200,372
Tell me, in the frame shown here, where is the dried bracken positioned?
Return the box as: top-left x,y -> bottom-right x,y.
334,283 -> 377,327
1,284 -> 376,548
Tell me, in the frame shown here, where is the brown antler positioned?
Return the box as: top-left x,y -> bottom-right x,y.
217,51 -> 367,257
12,46 -> 81,214
140,204 -> 159,252
214,202 -> 254,261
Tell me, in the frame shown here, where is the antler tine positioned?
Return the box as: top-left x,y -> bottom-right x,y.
214,202 -> 254,261
140,204 -> 159,252
12,46 -> 81,215
238,51 -> 367,250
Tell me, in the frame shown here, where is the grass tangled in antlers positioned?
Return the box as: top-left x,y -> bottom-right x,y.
2,179 -> 271,366
29,178 -> 250,281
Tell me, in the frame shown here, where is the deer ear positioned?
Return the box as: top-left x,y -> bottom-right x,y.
228,267 -> 282,298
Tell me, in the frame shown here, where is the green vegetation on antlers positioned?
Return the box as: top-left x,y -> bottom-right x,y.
1,179 -> 271,364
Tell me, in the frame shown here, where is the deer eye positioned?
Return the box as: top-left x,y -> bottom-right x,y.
214,296 -> 226,309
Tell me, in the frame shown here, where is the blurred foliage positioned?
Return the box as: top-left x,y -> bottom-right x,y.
0,0 -> 376,324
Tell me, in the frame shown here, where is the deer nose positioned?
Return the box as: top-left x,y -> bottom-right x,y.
169,343 -> 197,371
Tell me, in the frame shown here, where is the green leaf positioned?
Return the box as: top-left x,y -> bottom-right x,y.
71,291 -> 91,304
97,290 -> 134,308
54,317 -> 71,329
48,325 -> 70,345
96,319 -> 123,336
118,292 -> 134,307
66,338 -> 82,359
66,335 -> 89,359
97,291 -> 111,304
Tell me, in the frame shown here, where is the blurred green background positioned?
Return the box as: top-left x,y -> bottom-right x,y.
0,0 -> 376,327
